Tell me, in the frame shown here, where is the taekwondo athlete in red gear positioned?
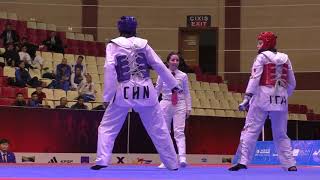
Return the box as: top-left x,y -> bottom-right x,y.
155,52 -> 192,168
91,16 -> 180,171
229,32 -> 297,171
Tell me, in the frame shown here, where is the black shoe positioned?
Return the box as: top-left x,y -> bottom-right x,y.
288,166 -> 297,171
228,164 -> 247,171
90,165 -> 107,170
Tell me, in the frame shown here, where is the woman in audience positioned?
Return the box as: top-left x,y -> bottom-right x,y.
78,74 -> 96,102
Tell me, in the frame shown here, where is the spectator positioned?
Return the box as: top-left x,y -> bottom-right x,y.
15,61 -> 42,88
55,58 -> 71,91
2,43 -> 20,67
55,97 -> 69,109
78,74 -> 96,102
12,92 -> 27,106
32,86 -> 46,104
71,55 -> 87,75
0,23 -> 19,48
70,67 -> 85,90
18,45 -> 33,69
20,37 -> 44,70
71,96 -> 88,110
27,92 -> 41,107
92,103 -> 108,111
0,139 -> 16,163
42,31 -> 64,53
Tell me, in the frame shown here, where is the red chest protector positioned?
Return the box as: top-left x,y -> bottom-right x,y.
260,63 -> 288,86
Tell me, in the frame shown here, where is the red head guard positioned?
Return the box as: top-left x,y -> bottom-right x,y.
257,32 -> 277,50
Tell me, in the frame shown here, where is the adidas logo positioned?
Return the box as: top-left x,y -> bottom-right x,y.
48,157 -> 58,163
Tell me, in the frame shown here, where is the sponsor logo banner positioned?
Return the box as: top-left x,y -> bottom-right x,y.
232,140 -> 320,165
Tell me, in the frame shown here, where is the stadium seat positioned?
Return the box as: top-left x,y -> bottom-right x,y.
0,98 -> 14,106
204,109 -> 215,116
233,92 -> 243,102
218,83 -> 228,92
195,90 -> 206,100
97,66 -> 104,75
84,34 -> 94,41
187,73 -> 196,82
209,83 -> 220,91
191,81 -> 201,90
27,88 -> 36,98
15,88 -> 28,98
85,56 -> 96,65
0,76 -> 7,87
87,65 -> 98,74
7,13 -> 17,20
200,98 -> 211,108
225,110 -> 236,117
96,57 -> 105,66
223,92 -> 235,101
210,99 -> 221,109
53,89 -> 66,100
204,90 -> 216,100
42,88 -> 54,100
3,67 -> 15,77
214,91 -> 225,101
220,100 -> 231,110
45,100 -> 54,108
1,87 -> 15,98
91,74 -> 100,83
64,54 -> 75,64
67,90 -> 79,101
95,83 -> 102,92
192,98 -> 201,108
194,108 -> 206,116
200,82 -> 210,90
215,109 -> 226,117
0,12 -> 7,19
75,33 -> 85,41
41,52 -> 53,61
47,24 -> 56,31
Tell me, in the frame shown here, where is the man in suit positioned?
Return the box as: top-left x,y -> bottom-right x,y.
42,31 -> 64,53
0,139 -> 16,163
0,23 -> 20,47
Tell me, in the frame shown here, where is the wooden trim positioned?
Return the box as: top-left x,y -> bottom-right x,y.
82,0 -> 98,40
224,0 -> 241,72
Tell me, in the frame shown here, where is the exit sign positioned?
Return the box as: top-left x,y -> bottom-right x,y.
187,15 -> 211,28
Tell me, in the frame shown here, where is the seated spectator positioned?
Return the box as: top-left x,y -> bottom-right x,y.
78,74 -> 96,102
27,92 -> 42,107
55,58 -> 71,91
0,22 -> 19,48
92,103 -> 108,111
70,67 -> 85,90
32,86 -> 46,104
0,138 -> 16,163
55,97 -> 69,109
71,96 -> 88,110
42,31 -> 64,53
18,45 -> 34,69
15,61 -> 42,88
12,92 -> 27,106
19,40 -> 44,70
3,43 -> 20,67
71,55 -> 87,75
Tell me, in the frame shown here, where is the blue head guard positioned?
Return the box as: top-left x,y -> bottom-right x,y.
117,16 -> 137,35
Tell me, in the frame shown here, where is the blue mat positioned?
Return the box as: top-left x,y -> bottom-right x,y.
0,165 -> 319,180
